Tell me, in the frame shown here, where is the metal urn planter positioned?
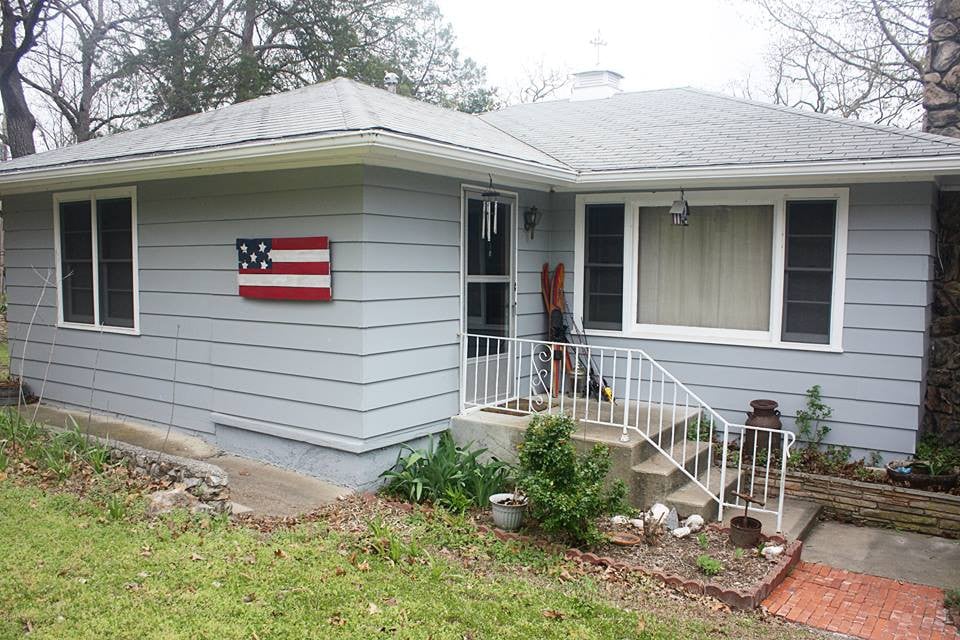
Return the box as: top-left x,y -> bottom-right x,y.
489,493 -> 527,531
729,492 -> 764,549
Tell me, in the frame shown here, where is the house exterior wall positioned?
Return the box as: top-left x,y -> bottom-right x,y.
548,182 -> 937,460
2,166 -> 935,488
4,167 -> 379,483
2,165 -> 556,488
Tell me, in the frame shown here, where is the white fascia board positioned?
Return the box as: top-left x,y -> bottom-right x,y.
5,128 -> 960,195
0,129 -> 575,195
564,155 -> 960,191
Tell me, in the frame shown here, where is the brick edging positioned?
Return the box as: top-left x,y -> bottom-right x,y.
471,519 -> 802,611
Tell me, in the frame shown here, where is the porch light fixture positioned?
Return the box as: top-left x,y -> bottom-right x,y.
670,189 -> 690,226
523,206 -> 542,239
480,175 -> 500,242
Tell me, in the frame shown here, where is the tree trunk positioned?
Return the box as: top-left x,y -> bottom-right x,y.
0,0 -> 40,157
0,66 -> 36,157
234,0 -> 257,102
924,0 -> 960,136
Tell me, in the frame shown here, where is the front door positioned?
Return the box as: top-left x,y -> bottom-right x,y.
462,189 -> 516,405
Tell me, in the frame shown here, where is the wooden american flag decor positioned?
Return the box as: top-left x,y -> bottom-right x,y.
235,236 -> 331,301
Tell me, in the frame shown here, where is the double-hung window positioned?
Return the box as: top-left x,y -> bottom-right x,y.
575,189 -> 847,350
54,188 -> 139,333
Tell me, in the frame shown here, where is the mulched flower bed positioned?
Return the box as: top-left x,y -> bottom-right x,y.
595,521 -> 776,592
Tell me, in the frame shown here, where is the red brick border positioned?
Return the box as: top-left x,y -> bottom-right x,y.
471,520 -> 803,611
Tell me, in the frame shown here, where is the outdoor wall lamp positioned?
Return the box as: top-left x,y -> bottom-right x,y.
670,189 -> 690,226
523,206 -> 543,239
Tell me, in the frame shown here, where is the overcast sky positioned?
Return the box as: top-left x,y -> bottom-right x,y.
436,0 -> 772,100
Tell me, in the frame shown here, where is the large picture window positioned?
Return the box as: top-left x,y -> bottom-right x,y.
575,189 -> 847,350
54,188 -> 139,332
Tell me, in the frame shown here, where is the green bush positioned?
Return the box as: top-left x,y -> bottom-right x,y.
696,554 -> 722,576
916,436 -> 960,476
516,413 -> 626,545
380,432 -> 511,512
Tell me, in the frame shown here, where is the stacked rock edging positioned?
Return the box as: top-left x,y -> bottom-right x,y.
94,435 -> 230,513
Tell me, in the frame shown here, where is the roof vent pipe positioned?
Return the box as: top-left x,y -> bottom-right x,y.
569,69 -> 623,101
384,72 -> 400,93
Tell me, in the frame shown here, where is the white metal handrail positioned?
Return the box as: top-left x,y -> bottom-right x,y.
459,332 -> 797,532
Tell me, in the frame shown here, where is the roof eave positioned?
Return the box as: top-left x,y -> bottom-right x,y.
0,129 -> 575,195
562,156 -> 960,191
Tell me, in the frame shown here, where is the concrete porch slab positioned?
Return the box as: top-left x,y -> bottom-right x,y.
722,497 -> 822,541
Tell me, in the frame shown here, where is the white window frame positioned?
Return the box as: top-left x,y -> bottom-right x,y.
574,187 -> 848,352
53,186 -> 141,335
459,184 -> 519,354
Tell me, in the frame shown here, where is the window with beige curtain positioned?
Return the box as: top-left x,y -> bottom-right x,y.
637,205 -> 774,331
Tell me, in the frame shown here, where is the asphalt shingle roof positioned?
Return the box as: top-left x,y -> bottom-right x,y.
0,78 -> 561,174
480,87 -> 960,171
3,79 -> 960,177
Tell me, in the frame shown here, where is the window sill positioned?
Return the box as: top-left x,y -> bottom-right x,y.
583,328 -> 843,353
57,321 -> 141,336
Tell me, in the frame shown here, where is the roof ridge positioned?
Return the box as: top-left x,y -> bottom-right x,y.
680,87 -> 960,149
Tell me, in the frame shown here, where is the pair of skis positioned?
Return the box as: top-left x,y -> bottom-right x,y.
540,263 -> 613,403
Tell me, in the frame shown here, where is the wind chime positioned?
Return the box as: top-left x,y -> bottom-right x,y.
480,176 -> 501,257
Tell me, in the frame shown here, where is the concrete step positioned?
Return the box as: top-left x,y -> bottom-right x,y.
722,498 -> 822,541
576,404 -> 700,465
664,467 -> 739,522
629,440 -> 711,508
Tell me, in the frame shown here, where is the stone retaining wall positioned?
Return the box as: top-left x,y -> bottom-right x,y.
95,435 -> 231,513
774,470 -> 960,538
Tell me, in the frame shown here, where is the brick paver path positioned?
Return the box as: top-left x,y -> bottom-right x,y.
764,561 -> 959,640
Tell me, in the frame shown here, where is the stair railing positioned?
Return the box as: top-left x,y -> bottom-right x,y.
460,332 -> 796,532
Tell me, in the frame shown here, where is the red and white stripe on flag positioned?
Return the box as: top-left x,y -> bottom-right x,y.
236,236 -> 331,301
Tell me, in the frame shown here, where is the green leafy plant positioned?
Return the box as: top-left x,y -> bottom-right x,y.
105,495 -> 127,521
733,547 -> 745,560
915,436 -> 960,476
367,517 -> 420,564
686,415 -> 715,442
696,554 -> 722,576
696,533 -> 708,550
516,413 -> 626,545
945,588 -> 960,612
868,450 -> 883,467
795,385 -> 832,448
380,432 -> 511,512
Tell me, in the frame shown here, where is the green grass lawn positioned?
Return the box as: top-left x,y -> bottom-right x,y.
0,482 -> 819,640
0,485 -> 666,640
0,341 -> 8,377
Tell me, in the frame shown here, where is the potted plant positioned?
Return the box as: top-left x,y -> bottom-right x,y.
886,458 -> 959,490
729,492 -> 763,548
489,488 -> 527,531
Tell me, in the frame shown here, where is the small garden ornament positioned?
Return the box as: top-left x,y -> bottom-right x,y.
729,491 -> 764,548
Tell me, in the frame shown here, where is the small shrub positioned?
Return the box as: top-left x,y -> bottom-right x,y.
945,588 -> 960,612
696,533 -> 708,550
686,415 -> 714,442
795,385 -> 832,449
696,554 -> 722,576
516,413 -> 626,545
380,432 -> 511,512
916,436 -> 960,476
867,450 -> 883,467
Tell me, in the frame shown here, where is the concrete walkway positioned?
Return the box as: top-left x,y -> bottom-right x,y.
802,520 -> 960,590
27,405 -> 350,517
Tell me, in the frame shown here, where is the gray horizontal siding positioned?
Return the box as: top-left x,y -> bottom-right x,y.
551,182 -> 935,459
357,167 -> 554,440
4,166 -> 368,444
